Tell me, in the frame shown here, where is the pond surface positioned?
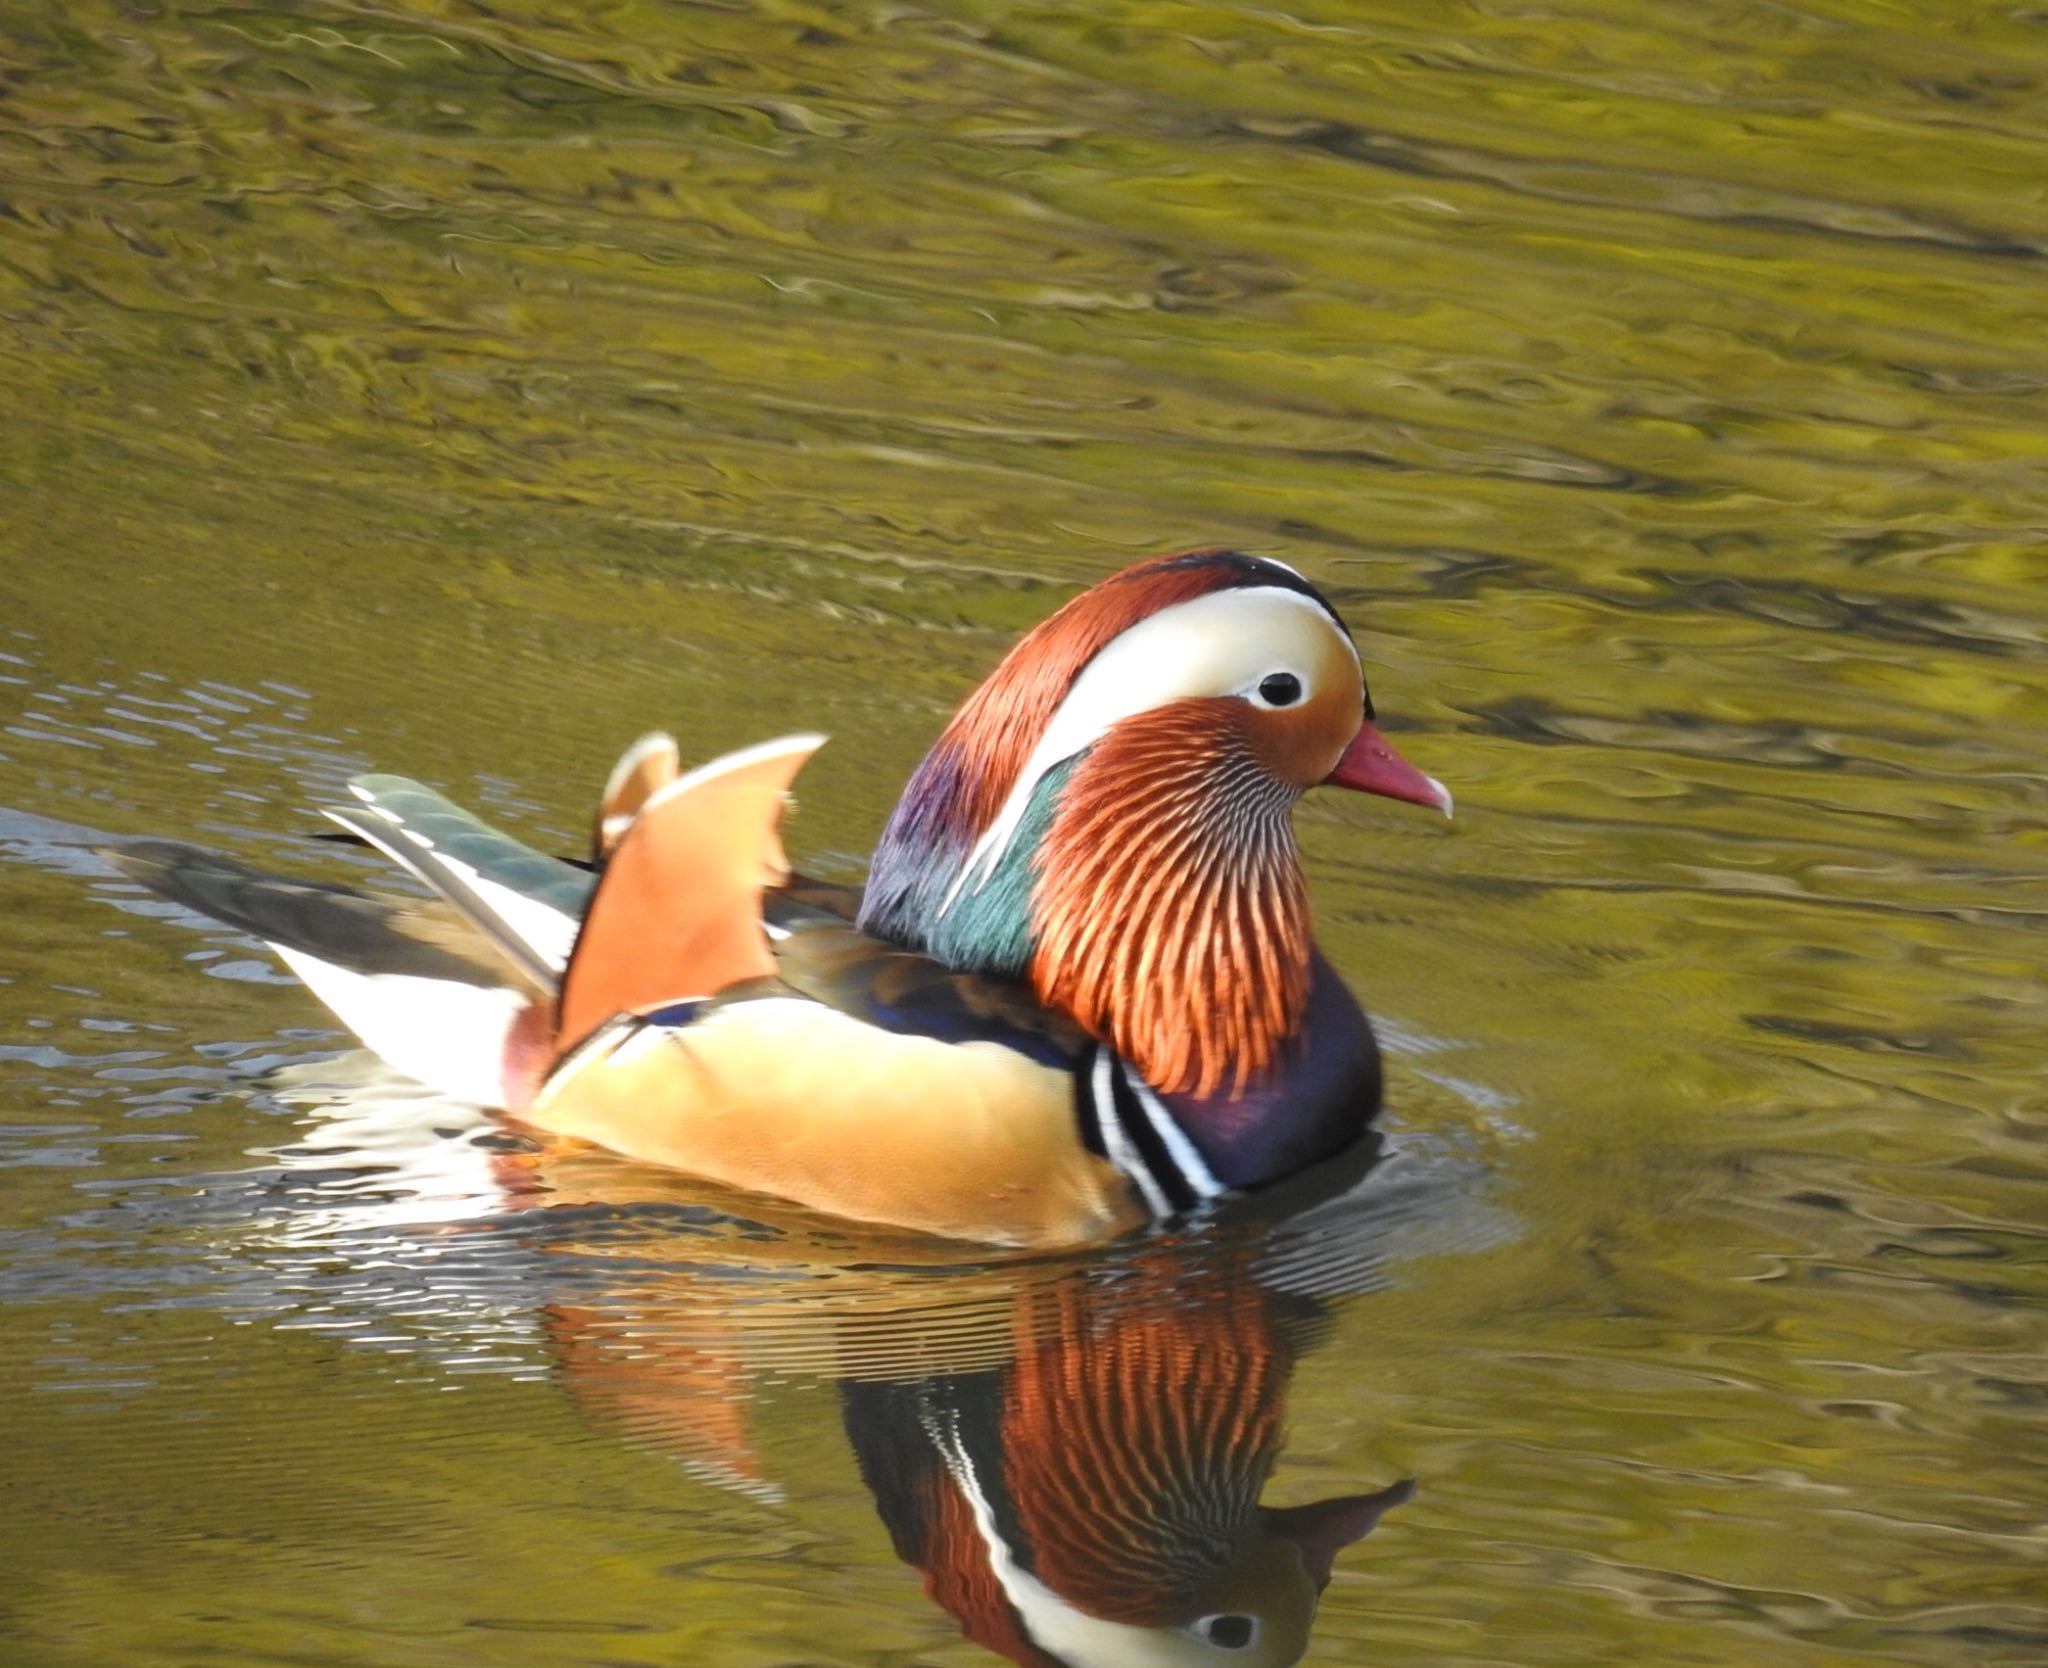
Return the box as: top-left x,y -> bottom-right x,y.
3,2 -> 2046,1664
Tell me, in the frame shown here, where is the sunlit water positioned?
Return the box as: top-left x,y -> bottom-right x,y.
3,3 -> 2045,1665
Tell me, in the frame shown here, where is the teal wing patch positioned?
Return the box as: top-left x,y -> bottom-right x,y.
349,775 -> 596,920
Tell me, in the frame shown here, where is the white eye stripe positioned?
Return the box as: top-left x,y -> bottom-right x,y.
940,587 -> 1353,912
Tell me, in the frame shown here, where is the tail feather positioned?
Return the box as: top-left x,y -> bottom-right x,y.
104,841 -> 531,991
113,734 -> 829,1106
334,776 -> 592,986
107,840 -> 547,1106
346,776 -> 595,919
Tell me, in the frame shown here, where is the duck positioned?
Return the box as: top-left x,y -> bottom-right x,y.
112,548 -> 1449,1246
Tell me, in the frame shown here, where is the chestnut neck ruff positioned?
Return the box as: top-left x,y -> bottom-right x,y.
1029,702 -> 1312,1101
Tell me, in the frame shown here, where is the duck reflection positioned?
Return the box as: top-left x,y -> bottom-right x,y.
839,1262 -> 1409,1668
544,1219 -> 1409,1668
251,1063 -> 1440,1664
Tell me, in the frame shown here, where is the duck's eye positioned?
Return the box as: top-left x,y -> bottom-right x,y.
1256,672 -> 1303,707
1191,1613 -> 1258,1649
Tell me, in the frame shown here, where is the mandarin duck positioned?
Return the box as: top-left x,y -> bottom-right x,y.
113,550 -> 1449,1246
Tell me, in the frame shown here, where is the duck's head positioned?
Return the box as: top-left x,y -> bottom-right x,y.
859,550 -> 1445,1101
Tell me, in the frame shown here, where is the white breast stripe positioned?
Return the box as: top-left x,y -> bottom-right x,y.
1121,1064 -> 1228,1201
1091,1048 -> 1171,1218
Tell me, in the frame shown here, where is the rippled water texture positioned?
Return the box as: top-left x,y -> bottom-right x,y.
3,3 -> 2045,1665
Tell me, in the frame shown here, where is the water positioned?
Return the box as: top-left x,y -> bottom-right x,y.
3,1 -> 2045,1663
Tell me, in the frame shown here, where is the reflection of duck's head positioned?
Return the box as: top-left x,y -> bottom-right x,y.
844,1265 -> 1411,1668
910,1452 -> 1411,1668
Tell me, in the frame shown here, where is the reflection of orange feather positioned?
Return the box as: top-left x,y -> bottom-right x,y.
998,1269 -> 1290,1625
555,738 -> 818,1054
547,1302 -> 770,1494
1032,704 -> 1310,1099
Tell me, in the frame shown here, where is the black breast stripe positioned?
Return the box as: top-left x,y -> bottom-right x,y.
1107,1058 -> 1203,1215
1078,1046 -> 1210,1219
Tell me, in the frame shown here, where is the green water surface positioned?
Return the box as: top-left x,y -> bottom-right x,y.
2,2 -> 2045,1665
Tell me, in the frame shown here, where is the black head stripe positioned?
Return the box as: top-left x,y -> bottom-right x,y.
1148,549 -> 1351,635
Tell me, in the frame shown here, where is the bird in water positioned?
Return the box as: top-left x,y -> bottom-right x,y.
112,549 -> 1449,1245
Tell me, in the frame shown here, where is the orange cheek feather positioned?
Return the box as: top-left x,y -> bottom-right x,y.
1243,621 -> 1366,789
